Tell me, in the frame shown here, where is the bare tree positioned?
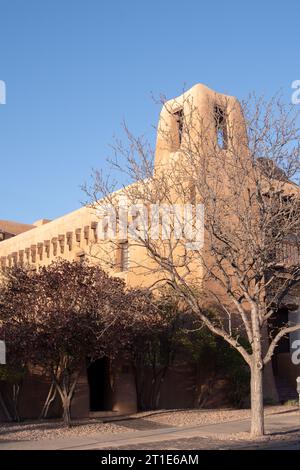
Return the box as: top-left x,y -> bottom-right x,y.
87,85 -> 300,437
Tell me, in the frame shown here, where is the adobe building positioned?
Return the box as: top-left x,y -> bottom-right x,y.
0,84 -> 300,420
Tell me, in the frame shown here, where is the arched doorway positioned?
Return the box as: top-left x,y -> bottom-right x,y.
87,358 -> 113,411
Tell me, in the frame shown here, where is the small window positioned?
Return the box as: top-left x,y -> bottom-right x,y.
214,106 -> 228,150
173,108 -> 184,146
119,241 -> 129,272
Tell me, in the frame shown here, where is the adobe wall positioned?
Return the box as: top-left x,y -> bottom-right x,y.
0,361 -> 138,421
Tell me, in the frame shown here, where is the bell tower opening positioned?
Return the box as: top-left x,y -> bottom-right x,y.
214,105 -> 228,150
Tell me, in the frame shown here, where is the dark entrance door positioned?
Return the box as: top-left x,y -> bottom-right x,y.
87,358 -> 113,411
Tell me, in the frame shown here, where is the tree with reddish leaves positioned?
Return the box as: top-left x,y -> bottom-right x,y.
0,260 -> 156,426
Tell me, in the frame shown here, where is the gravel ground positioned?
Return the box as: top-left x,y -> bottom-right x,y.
0,405 -> 297,442
0,419 -> 136,442
132,405 -> 297,428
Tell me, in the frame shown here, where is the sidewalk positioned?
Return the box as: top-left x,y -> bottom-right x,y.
0,410 -> 299,450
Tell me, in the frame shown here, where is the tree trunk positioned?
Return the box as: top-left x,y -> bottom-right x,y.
62,395 -> 71,427
132,361 -> 145,411
12,383 -> 20,422
39,381 -> 57,419
250,362 -> 264,437
154,366 -> 168,409
52,365 -> 80,427
52,375 -> 72,427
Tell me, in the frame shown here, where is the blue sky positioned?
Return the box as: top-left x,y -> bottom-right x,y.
0,0 -> 299,223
